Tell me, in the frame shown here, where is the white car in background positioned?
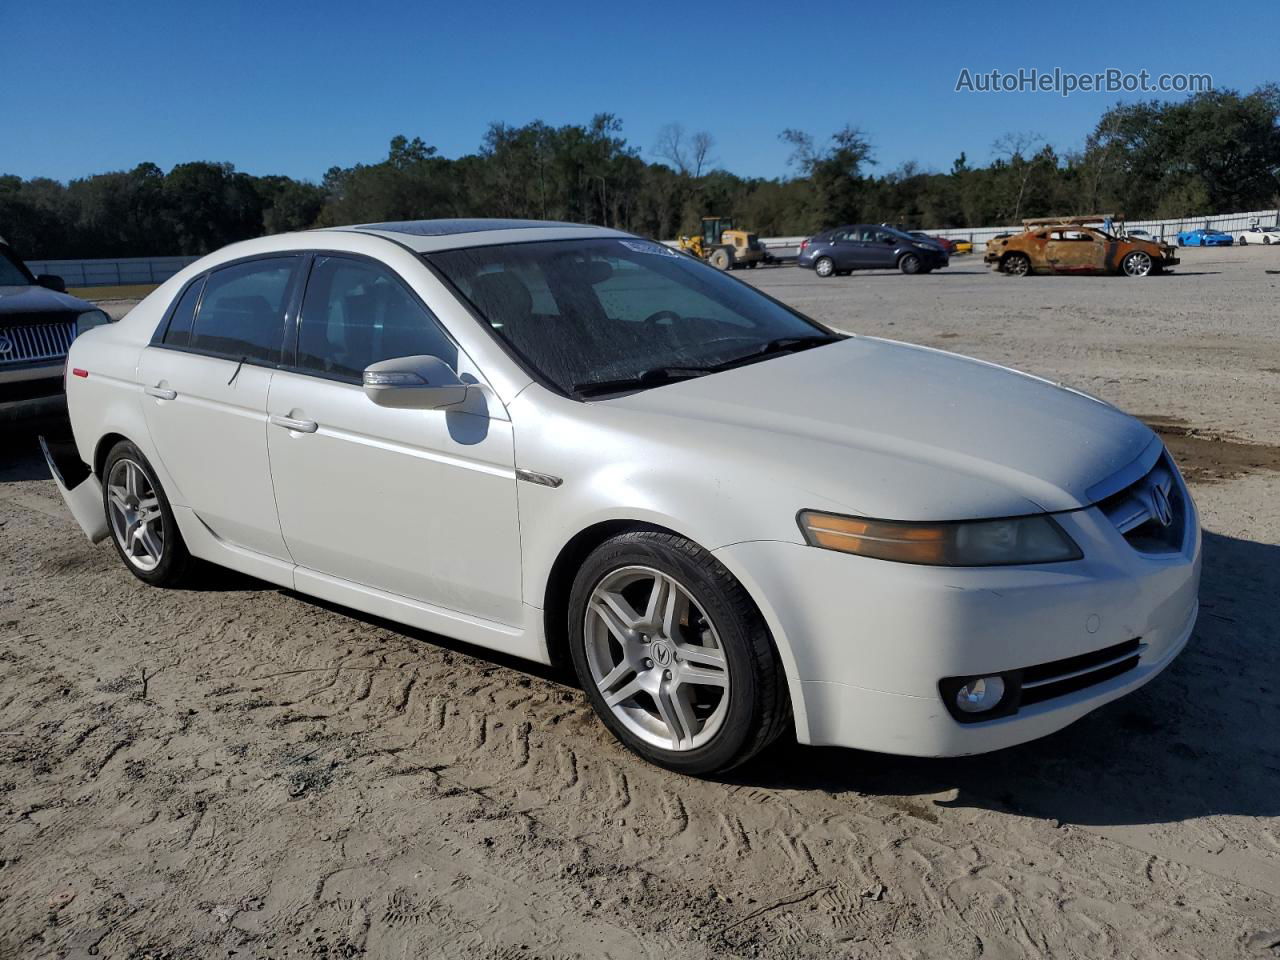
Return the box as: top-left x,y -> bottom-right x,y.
1236,224 -> 1280,244
45,219 -> 1201,775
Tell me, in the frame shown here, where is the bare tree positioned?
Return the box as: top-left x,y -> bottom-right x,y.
993,131 -> 1045,223
654,123 -> 691,175
654,124 -> 715,177
689,131 -> 716,177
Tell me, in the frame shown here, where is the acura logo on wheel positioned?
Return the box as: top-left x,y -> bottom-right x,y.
1150,484 -> 1174,528
0,335 -> 11,355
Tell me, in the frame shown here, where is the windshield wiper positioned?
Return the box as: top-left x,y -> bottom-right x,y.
571,366 -> 714,398
710,334 -> 845,371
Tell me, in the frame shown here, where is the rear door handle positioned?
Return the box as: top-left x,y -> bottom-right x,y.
144,385 -> 177,400
269,414 -> 318,434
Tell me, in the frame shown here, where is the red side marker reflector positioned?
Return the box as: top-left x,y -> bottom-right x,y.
72,368 -> 88,378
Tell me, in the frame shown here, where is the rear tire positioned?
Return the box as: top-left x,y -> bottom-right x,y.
1239,235 -> 1248,245
567,531 -> 790,776
814,256 -> 835,278
102,440 -> 192,586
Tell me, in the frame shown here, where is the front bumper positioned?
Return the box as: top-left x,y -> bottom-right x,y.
715,486 -> 1200,757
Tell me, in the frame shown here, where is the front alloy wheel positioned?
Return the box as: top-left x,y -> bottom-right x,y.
1003,252 -> 1031,276
899,253 -> 921,274
1122,250 -> 1153,277
584,566 -> 730,751
568,531 -> 789,775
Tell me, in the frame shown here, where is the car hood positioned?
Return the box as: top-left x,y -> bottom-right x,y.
604,337 -> 1155,521
0,284 -> 92,316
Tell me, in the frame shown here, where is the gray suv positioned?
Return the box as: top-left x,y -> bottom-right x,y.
0,239 -> 110,415
797,225 -> 949,277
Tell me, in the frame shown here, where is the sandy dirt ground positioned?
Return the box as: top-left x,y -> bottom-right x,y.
1,246 -> 1279,959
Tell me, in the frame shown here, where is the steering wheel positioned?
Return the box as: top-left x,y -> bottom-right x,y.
642,309 -> 682,326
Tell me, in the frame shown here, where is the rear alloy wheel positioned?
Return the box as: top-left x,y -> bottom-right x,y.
1122,250 -> 1153,277
1002,252 -> 1031,277
1265,236 -> 1272,245
899,253 -> 922,275
814,256 -> 835,278
568,531 -> 789,775
103,440 -> 191,586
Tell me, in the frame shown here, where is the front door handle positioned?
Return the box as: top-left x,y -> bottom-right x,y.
144,385 -> 177,400
269,414 -> 318,434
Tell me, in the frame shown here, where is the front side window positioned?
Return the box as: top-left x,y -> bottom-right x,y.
191,258 -> 297,363
296,256 -> 457,380
428,238 -> 831,396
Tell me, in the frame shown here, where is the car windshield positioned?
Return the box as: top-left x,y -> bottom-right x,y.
0,248 -> 34,286
427,237 -> 835,396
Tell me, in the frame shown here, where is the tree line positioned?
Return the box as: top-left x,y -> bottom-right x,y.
3,85 -> 1277,260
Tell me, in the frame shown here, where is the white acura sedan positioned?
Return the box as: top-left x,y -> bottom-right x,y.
45,219 -> 1201,774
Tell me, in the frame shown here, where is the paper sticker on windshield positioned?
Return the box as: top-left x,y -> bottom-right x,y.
619,239 -> 680,258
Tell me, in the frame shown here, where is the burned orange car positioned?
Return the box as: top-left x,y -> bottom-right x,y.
984,215 -> 1179,278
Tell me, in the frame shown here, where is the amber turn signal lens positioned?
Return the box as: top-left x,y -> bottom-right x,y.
797,510 -> 1082,566
798,512 -> 949,564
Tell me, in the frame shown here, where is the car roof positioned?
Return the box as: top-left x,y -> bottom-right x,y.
319,218 -> 631,253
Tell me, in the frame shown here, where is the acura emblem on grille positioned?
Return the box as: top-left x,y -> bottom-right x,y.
1150,483 -> 1174,527
0,335 -> 11,355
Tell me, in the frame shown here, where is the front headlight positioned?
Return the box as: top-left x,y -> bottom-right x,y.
797,510 -> 1082,566
76,309 -> 111,335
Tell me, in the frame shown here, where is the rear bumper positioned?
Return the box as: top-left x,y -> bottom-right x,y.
39,436 -> 108,543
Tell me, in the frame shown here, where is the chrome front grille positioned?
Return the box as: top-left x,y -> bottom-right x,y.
1098,452 -> 1187,554
0,321 -> 75,366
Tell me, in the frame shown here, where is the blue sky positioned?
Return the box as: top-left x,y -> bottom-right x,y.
6,1 -> 1278,184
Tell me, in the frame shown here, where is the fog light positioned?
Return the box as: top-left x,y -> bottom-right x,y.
954,676 -> 1005,713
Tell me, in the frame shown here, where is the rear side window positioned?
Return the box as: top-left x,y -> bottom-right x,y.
190,258 -> 297,363
295,256 -> 457,381
162,277 -> 206,347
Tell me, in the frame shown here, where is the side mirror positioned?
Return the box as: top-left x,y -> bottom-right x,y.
362,355 -> 469,410
36,274 -> 66,293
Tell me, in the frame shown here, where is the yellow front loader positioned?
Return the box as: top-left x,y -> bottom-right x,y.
677,217 -> 767,270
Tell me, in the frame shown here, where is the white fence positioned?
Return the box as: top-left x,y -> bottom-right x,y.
24,256 -> 200,287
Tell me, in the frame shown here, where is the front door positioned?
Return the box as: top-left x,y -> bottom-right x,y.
265,254 -> 523,626
139,256 -> 302,560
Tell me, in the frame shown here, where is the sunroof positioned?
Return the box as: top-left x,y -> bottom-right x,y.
351,219 -> 581,237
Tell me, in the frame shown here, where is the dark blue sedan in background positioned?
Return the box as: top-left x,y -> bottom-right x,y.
797,224 -> 949,277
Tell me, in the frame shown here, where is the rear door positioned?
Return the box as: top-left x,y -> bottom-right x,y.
1044,229 -> 1107,273
138,256 -> 302,559
265,254 -> 523,625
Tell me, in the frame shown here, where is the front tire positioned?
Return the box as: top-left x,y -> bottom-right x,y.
102,440 -> 191,586
814,256 -> 835,278
898,253 -> 922,275
1002,252 -> 1031,276
567,531 -> 789,775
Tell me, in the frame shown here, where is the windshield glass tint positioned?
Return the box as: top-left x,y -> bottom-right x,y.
428,238 -> 826,394
0,250 -> 32,286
